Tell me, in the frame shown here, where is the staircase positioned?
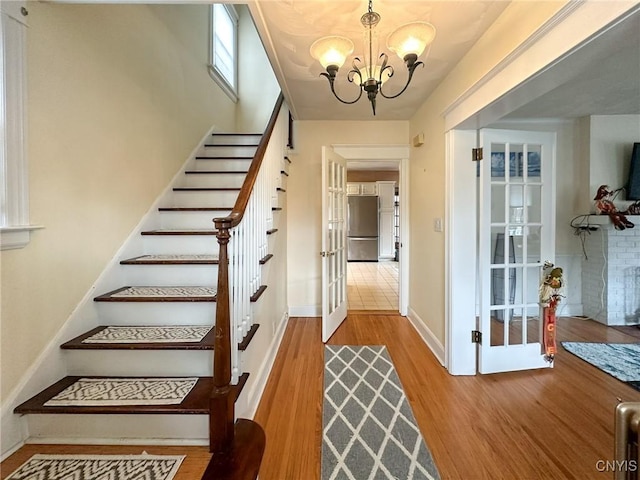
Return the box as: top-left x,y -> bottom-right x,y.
14,95 -> 288,478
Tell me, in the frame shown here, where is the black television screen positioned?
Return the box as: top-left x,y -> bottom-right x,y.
628,142 -> 640,200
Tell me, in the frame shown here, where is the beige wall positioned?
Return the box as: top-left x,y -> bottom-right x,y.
287,121 -> 408,312
0,3 -> 274,404
236,5 -> 281,133
588,115 -> 640,207
347,171 -> 399,183
408,1 -> 566,343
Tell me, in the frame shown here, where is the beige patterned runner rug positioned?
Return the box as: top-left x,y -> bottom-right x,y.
82,326 -> 212,343
5,454 -> 185,480
43,378 -> 198,406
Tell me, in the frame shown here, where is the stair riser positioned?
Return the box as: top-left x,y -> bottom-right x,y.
199,145 -> 257,157
65,350 -> 213,376
26,414 -> 209,443
96,302 -> 216,326
179,174 -> 245,189
209,135 -> 261,146
170,190 -> 240,207
191,159 -> 252,171
158,211 -> 231,230
143,235 -> 218,255
121,264 -> 218,286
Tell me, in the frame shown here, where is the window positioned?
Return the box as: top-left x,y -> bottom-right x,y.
0,2 -> 42,250
209,4 -> 238,102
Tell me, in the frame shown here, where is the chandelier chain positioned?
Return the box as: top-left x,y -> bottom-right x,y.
368,0 -> 373,14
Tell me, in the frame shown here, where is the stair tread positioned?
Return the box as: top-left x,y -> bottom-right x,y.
94,285 -> 267,303
195,156 -> 253,160
121,254 -> 220,265
259,254 -> 273,265
14,374 -> 249,415
173,187 -> 241,191
184,171 -> 247,175
61,325 -> 217,350
204,144 -> 260,147
211,133 -> 261,136
95,286 -> 218,302
61,324 -> 259,351
158,207 -> 233,212
141,229 -> 218,236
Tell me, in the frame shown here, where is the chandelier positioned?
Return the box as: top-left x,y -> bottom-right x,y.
310,0 -> 436,115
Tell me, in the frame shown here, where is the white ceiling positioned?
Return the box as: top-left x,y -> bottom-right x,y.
251,1 -> 640,125
501,8 -> 640,121
251,0 -> 510,121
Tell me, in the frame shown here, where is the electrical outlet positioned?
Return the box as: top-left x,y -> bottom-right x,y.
434,218 -> 443,232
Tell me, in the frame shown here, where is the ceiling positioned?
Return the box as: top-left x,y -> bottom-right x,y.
500,7 -> 640,121
251,0 -> 510,121
251,1 -> 639,124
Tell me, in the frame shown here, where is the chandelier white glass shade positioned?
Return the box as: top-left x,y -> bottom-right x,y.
310,0 -> 436,115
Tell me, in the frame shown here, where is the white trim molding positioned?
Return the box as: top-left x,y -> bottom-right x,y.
1,225 -> 44,250
0,2 -> 39,250
288,305 -> 320,317
407,307 -> 445,367
443,2 -> 640,130
243,311 -> 290,419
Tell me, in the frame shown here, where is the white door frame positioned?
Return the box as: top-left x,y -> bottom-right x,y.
332,144 -> 410,316
443,3 -> 636,375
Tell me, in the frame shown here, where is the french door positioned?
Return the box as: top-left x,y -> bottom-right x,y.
478,129 -> 556,373
321,146 -> 348,342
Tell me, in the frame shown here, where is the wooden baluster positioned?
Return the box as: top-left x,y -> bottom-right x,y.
210,218 -> 234,454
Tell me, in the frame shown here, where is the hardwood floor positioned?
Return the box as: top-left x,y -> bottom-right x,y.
253,314 -> 640,480
2,314 -> 639,479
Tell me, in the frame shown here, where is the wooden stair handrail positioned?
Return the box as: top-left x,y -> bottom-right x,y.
209,92 -> 285,459
215,92 -> 285,231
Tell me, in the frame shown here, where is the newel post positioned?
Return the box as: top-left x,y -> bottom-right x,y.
210,218 -> 234,454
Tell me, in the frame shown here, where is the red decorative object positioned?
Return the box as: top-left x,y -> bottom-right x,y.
539,261 -> 564,363
594,185 -> 635,230
543,301 -> 557,362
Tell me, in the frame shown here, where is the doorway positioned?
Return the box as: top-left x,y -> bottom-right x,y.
332,144 -> 410,316
345,169 -> 399,311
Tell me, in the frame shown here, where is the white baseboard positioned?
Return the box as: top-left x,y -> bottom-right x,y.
1,439 -> 24,463
288,305 -> 320,317
407,307 -> 445,366
24,437 -> 208,447
244,311 -> 290,419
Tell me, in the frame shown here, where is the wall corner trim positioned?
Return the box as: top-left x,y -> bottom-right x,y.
407,307 -> 445,367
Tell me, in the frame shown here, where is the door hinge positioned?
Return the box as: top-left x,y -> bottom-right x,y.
472,148 -> 483,162
471,330 -> 482,343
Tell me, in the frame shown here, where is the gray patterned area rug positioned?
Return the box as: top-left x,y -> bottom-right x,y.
44,378 -> 198,406
83,326 -> 212,343
323,345 -> 440,480
562,342 -> 640,391
5,454 -> 184,480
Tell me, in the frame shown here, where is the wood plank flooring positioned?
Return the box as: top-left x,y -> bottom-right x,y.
253,314 -> 640,480
2,314 -> 639,480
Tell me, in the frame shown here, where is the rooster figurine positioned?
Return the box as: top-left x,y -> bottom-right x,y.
594,185 -> 634,230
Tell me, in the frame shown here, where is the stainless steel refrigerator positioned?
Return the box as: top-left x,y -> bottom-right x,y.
347,196 -> 379,261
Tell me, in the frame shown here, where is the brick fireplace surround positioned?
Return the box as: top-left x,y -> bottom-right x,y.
582,215 -> 640,325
